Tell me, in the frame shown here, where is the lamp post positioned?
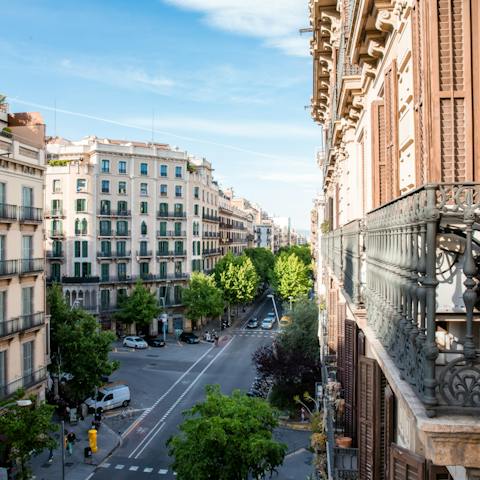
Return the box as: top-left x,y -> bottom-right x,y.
267,294 -> 280,324
159,297 -> 168,342
288,296 -> 293,311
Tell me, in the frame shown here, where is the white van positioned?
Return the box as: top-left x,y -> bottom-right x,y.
85,384 -> 130,412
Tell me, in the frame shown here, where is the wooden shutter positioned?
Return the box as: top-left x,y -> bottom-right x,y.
428,464 -> 453,480
429,0 -> 475,182
390,444 -> 425,480
358,356 -> 381,480
357,329 -> 366,356
372,101 -> 387,208
384,61 -> 400,199
383,385 -> 395,479
337,303 -> 346,386
344,319 -> 357,442
328,288 -> 338,353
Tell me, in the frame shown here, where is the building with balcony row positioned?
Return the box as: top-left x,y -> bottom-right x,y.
310,0 -> 480,478
0,105 -> 48,402
45,136 -> 220,333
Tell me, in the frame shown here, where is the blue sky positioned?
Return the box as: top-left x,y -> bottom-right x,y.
1,0 -> 322,231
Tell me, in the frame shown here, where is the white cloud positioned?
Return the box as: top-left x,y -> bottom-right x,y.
163,0 -> 310,57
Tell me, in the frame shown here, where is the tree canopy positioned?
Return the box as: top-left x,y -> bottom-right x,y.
276,245 -> 312,269
0,399 -> 57,479
167,385 -> 287,480
252,299 -> 320,411
48,284 -> 118,402
182,273 -> 224,328
243,248 -> 275,284
115,280 -> 161,331
272,253 -> 312,302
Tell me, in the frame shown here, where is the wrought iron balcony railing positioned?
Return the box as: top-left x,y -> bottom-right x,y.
97,209 -> 131,217
19,258 -> 44,275
0,203 -> 17,221
19,206 -> 43,223
202,213 -> 219,222
0,259 -> 18,277
157,211 -> 186,219
0,312 -> 45,339
0,366 -> 47,400
322,183 -> 480,415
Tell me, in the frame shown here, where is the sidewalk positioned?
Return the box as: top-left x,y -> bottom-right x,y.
30,414 -> 120,480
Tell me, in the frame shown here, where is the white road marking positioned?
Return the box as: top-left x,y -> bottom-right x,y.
144,467 -> 154,473
115,464 -> 125,470
123,344 -> 215,441
129,466 -> 139,471
158,469 -> 168,474
131,337 -> 235,460
100,463 -> 110,468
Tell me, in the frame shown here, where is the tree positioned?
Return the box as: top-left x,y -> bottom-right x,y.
0,399 -> 57,479
244,247 -> 275,285
252,299 -> 320,411
182,273 -> 224,329
48,285 -> 119,403
272,253 -> 312,302
276,245 -> 312,269
216,255 -> 259,318
115,280 -> 161,332
167,385 -> 287,480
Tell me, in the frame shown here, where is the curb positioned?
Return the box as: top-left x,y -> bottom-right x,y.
90,422 -> 122,467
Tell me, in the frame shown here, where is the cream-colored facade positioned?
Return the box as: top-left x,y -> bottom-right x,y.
311,0 -> 480,478
0,106 -> 48,401
45,137 -> 213,332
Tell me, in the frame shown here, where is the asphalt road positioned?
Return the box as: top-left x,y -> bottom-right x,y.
88,297 -> 278,479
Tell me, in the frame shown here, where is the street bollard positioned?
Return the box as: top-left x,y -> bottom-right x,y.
88,428 -> 98,453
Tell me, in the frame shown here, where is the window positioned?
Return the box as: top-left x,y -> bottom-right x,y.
174,222 -> 182,236
51,199 -> 62,215
117,201 -> 128,215
192,241 -> 196,256
174,203 -> 184,217
117,263 -> 127,280
160,165 -> 168,177
175,185 -> 182,197
140,183 -> 148,196
140,262 -> 150,278
117,288 -> 127,303
74,262 -> 81,277
197,242 -> 201,255
140,221 -> 147,235
99,220 -> 111,236
175,166 -> 182,178
76,198 -> 87,212
101,159 -> 110,173
118,181 -> 127,195
100,200 -> 110,215
140,163 -> 148,176
160,184 -> 168,196
194,204 -> 199,216
116,241 -> 126,256
175,261 -> 182,275
22,236 -> 32,264
81,262 -> 91,277
117,221 -> 128,235
101,263 -> 110,282
174,285 -> 182,303
118,161 -> 127,174
101,241 -> 111,256
158,241 -> 168,254
159,222 -> 167,236
81,219 -> 88,235
0,350 -> 6,391
101,289 -> 110,308
0,290 -> 6,325
52,240 -> 62,256
139,241 -> 148,255
175,241 -> 184,254
22,287 -> 33,316
159,261 -> 167,278
74,241 -> 81,257
82,240 -> 88,257
77,179 -> 87,192
22,187 -> 33,208
158,203 -> 168,216
22,340 -> 34,379
52,219 -> 62,236
194,186 -> 199,199
53,179 -> 61,193
50,263 -> 61,282
140,201 -> 148,214
101,180 -> 110,193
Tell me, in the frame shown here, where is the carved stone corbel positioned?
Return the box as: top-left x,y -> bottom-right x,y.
393,0 -> 407,19
375,9 -> 396,33
367,39 -> 384,59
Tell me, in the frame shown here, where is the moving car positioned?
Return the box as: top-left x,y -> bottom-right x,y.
246,317 -> 259,329
261,318 -> 274,330
179,332 -> 200,344
147,336 -> 166,347
123,336 -> 148,349
85,384 -> 130,412
266,312 -> 276,319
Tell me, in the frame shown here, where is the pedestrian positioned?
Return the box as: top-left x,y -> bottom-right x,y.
214,333 -> 219,347
301,407 -> 306,423
47,446 -> 54,463
66,431 -> 76,455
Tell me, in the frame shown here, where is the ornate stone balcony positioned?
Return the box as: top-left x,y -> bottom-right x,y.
322,184 -> 480,416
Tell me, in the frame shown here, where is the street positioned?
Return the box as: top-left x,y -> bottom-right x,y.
88,297 -> 280,479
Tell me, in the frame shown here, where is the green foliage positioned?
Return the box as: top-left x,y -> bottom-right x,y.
47,159 -> 69,166
48,284 -> 118,402
167,385 -> 287,480
0,400 -> 57,479
182,273 -> 224,327
276,245 -> 312,268
244,247 -> 275,284
115,280 -> 161,331
272,253 -> 312,301
253,298 -> 320,411
215,254 -> 259,308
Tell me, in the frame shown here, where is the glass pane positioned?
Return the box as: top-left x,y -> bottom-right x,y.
23,341 -> 33,377
22,187 -> 32,207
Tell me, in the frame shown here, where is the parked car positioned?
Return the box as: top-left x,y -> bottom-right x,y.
123,336 -> 148,349
147,336 -> 166,347
279,315 -> 292,330
266,311 -> 276,319
85,384 -> 130,412
179,332 -> 200,344
246,317 -> 259,329
261,318 -> 274,330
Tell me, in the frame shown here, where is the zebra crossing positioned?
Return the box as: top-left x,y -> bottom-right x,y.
99,462 -> 175,475
233,328 -> 278,338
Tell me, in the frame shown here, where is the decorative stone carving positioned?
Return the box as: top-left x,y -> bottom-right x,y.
376,9 -> 396,33
367,39 -> 384,59
393,0 -> 408,19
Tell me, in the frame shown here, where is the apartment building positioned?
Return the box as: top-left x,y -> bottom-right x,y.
218,189 -> 251,256
311,0 -> 480,478
45,136 -> 192,333
0,105 -> 48,402
272,216 -> 292,251
188,156 -> 221,274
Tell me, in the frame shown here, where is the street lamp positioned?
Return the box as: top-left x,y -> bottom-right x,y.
0,399 -> 32,412
159,297 -> 168,342
267,294 -> 280,324
288,296 -> 293,311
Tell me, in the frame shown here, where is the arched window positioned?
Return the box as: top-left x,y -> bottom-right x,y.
81,218 -> 88,235
74,219 -> 80,235
141,221 -> 147,235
